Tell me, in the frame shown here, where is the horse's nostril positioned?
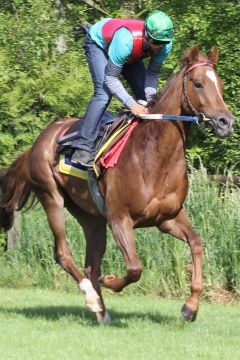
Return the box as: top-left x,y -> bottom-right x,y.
219,118 -> 228,127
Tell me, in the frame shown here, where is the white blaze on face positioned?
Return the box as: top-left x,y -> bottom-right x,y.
206,70 -> 227,110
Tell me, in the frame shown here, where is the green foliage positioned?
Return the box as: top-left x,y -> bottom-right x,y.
169,0 -> 240,172
0,0 -> 92,165
0,0 -> 239,170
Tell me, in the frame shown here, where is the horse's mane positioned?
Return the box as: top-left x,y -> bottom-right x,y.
147,72 -> 180,109
148,47 -> 213,109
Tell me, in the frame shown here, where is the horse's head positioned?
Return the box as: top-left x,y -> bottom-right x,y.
181,45 -> 234,137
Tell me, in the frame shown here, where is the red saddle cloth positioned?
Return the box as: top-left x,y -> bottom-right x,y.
100,120 -> 139,169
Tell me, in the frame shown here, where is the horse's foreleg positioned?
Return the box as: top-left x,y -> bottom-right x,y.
101,217 -> 143,292
37,190 -> 102,313
158,208 -> 203,322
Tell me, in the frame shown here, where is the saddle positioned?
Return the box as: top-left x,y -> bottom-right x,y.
57,110 -> 135,173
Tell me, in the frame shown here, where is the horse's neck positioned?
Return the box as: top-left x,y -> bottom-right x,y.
149,70 -> 190,144
152,70 -> 184,115
124,71 -> 190,171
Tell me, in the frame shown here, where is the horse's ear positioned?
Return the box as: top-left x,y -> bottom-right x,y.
188,45 -> 200,63
181,45 -> 200,67
208,46 -> 219,65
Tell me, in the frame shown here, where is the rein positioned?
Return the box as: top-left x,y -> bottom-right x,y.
139,114 -> 199,122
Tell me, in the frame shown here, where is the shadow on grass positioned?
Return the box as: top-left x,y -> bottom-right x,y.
0,304 -> 179,328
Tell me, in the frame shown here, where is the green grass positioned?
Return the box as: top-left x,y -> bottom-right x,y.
0,288 -> 240,360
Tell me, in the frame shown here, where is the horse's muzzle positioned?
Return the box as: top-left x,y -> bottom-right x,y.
209,112 -> 234,137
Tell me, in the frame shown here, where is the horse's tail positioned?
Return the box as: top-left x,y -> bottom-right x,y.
0,151 -> 35,231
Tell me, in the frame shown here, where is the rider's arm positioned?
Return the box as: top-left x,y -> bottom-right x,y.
145,41 -> 173,100
104,60 -> 135,108
105,62 -> 146,115
145,60 -> 162,101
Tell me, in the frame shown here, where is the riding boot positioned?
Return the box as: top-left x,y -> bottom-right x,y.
71,148 -> 94,169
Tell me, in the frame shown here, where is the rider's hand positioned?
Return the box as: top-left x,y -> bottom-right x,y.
130,103 -> 149,116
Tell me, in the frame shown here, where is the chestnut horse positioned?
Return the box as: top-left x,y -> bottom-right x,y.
0,46 -> 234,322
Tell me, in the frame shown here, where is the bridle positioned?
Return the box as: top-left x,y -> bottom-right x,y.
182,62 -> 215,123
139,62 -> 218,130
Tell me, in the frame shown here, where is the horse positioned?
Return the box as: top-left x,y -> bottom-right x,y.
0,45 -> 234,323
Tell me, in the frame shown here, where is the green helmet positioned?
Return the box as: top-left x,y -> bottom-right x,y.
145,10 -> 174,42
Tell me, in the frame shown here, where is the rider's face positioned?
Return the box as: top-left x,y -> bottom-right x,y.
147,38 -> 168,53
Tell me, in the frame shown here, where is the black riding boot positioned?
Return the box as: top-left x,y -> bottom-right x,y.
71,148 -> 94,168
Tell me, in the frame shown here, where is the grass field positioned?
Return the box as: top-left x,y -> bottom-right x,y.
0,287 -> 239,360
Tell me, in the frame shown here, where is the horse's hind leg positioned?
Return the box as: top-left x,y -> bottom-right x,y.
158,208 -> 203,322
100,216 -> 143,292
36,189 -> 103,313
66,204 -> 110,322
83,218 -> 111,322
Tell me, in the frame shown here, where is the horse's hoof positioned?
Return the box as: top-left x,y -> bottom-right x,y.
98,275 -> 105,285
181,304 -> 198,322
98,274 -> 115,287
96,311 -> 111,324
98,275 -> 123,292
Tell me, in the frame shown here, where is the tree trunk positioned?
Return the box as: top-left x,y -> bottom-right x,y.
7,211 -> 21,250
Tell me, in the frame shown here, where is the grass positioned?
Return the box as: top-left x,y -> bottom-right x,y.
0,288 -> 240,360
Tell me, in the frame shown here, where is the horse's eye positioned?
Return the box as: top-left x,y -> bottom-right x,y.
194,81 -> 203,89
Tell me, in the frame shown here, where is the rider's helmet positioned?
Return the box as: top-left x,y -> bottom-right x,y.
145,10 -> 174,42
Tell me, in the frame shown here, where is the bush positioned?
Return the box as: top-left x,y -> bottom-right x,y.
0,0 -> 239,170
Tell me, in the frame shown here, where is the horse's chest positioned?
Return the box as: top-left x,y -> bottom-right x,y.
134,176 -> 188,225
144,191 -> 183,219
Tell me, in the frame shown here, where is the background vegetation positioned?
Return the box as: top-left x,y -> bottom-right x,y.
0,0 -> 239,170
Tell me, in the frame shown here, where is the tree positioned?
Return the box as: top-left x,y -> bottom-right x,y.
0,0 -> 239,171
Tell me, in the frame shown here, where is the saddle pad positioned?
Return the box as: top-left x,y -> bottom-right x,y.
58,154 -> 88,180
58,120 -> 139,179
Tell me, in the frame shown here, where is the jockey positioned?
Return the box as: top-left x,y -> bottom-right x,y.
71,10 -> 174,168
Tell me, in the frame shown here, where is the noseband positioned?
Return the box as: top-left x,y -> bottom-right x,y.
183,62 -> 214,123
